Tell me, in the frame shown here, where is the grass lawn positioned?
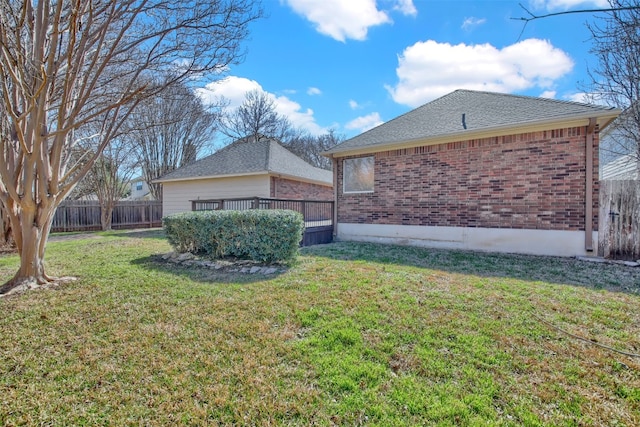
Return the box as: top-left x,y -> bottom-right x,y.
1,229 -> 639,426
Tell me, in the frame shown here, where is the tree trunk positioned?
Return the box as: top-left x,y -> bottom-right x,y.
101,204 -> 114,231
0,204 -> 57,295
0,204 -> 13,246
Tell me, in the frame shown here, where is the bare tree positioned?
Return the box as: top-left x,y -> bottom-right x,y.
0,0 -> 261,294
585,0 -> 640,170
83,140 -> 137,230
218,89 -> 341,169
512,2 -> 640,40
219,89 -> 293,142
0,87 -> 13,247
129,79 -> 217,200
285,129 -> 343,170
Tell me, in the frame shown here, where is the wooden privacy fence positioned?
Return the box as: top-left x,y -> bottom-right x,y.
51,200 -> 163,232
191,197 -> 334,246
599,180 -> 640,260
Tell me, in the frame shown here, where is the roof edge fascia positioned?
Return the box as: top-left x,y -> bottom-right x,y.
324,111 -> 620,158
153,171 -> 267,184
267,172 -> 333,187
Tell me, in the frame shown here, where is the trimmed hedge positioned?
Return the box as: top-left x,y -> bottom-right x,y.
163,209 -> 305,263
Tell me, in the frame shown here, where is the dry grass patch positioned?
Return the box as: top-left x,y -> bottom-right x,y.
0,231 -> 639,425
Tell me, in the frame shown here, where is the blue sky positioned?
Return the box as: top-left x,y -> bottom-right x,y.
196,0 -> 611,140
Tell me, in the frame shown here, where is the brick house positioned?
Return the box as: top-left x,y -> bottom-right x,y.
324,90 -> 620,256
156,137 -> 333,216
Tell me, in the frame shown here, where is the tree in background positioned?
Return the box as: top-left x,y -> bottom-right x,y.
128,79 -> 218,200
586,0 -> 640,170
286,130 -> 344,170
76,140 -> 137,230
219,89 -> 293,142
220,90 -> 343,169
0,92 -> 13,247
0,0 -> 261,294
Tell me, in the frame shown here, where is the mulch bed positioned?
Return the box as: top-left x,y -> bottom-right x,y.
0,242 -> 16,255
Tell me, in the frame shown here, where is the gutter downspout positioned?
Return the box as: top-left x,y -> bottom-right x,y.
332,156 -> 338,240
585,118 -> 597,252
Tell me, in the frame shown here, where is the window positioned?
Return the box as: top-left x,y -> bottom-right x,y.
343,156 -> 374,193
136,182 -> 143,191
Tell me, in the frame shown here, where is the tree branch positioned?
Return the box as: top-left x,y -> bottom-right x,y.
512,3 -> 640,22
511,3 -> 640,41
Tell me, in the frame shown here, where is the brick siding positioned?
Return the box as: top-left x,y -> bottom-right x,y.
270,177 -> 333,200
336,126 -> 599,231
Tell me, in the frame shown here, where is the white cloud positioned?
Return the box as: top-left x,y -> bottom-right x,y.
461,17 -> 487,31
386,38 -> 574,107
283,0 -> 391,42
345,112 -> 384,133
563,92 -> 602,104
196,76 -> 262,108
349,99 -> 360,109
272,95 -> 326,135
540,90 -> 557,99
307,87 -> 322,96
529,0 -> 609,10
393,0 -> 417,16
196,76 -> 325,135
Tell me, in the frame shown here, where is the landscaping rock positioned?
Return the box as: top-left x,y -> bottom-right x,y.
176,252 -> 195,261
159,252 -> 286,276
576,256 -> 639,267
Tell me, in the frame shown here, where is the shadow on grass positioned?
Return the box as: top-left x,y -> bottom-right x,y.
301,241 -> 640,296
130,254 -> 288,285
103,228 -> 166,240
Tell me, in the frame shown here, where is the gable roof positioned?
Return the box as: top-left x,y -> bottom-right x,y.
155,137 -> 333,186
325,89 -> 621,157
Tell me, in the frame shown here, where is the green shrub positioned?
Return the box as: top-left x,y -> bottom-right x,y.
163,209 -> 304,263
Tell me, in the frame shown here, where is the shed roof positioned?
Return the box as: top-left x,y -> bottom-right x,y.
155,137 -> 333,185
325,89 -> 620,156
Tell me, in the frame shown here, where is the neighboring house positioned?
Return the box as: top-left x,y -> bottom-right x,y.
323,89 -> 620,257
155,137 -> 333,216
128,176 -> 153,200
599,110 -> 639,180
601,155 -> 639,180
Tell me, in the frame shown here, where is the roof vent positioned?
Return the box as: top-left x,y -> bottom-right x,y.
462,113 -> 467,130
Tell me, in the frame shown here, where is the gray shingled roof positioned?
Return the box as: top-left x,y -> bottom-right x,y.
155,137 -> 332,185
325,89 -> 620,155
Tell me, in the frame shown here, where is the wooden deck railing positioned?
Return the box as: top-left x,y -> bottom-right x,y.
191,197 -> 334,245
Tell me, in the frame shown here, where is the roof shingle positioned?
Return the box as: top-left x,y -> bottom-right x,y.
155,137 -> 332,185
325,89 -> 620,155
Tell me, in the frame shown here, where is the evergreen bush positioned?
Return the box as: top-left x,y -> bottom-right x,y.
163,209 -> 304,263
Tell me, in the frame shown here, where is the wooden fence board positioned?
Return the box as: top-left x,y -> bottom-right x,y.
599,180 -> 640,260
51,200 -> 162,232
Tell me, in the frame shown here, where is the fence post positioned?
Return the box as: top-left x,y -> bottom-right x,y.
62,203 -> 67,232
